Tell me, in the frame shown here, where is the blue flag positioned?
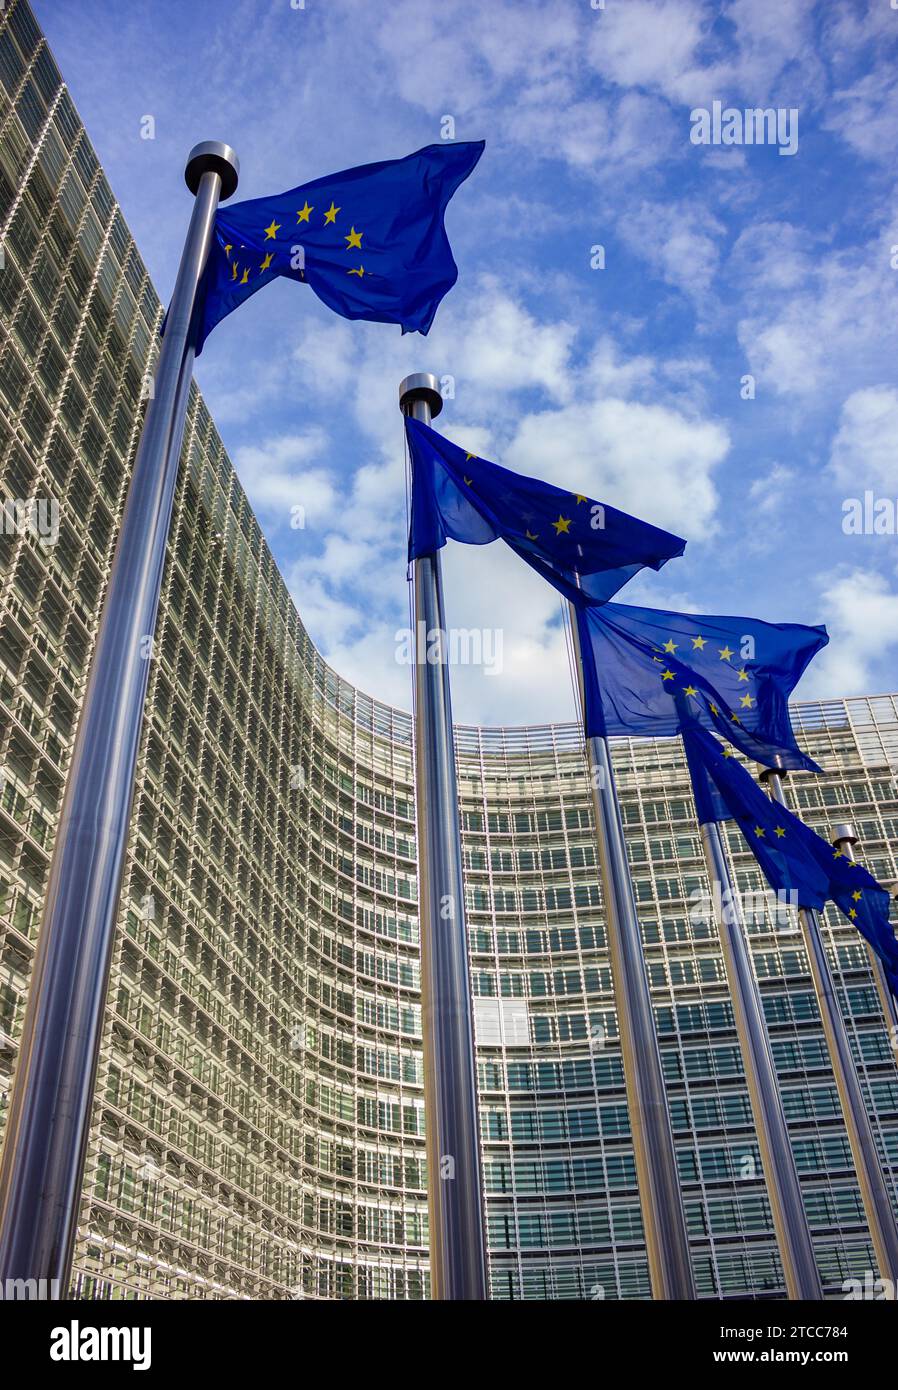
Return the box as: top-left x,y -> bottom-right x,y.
192,142 -> 484,353
406,417 -> 686,604
575,601 -> 827,772
682,722 -> 898,998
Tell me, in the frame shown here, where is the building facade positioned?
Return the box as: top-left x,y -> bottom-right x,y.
0,0 -> 897,1301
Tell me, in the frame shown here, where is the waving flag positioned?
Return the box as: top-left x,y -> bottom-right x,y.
406,417 -> 686,604
682,722 -> 898,997
575,601 -> 827,772
192,142 -> 484,352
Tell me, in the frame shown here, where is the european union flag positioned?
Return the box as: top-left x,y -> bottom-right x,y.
575,601 -> 827,772
682,722 -> 898,998
192,142 -> 484,353
406,418 -> 686,604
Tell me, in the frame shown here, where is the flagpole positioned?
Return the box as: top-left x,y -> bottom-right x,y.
399,374 -> 488,1301
761,765 -> 898,1283
697,817 -> 822,1298
0,142 -> 239,1296
830,822 -> 898,1035
567,607 -> 695,1299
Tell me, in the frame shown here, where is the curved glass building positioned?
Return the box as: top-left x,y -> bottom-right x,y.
1,0 -> 897,1301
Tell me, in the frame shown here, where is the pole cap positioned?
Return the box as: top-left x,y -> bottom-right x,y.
185,142 -> 240,201
758,759 -> 788,783
399,372 -> 443,419
831,822 -> 858,847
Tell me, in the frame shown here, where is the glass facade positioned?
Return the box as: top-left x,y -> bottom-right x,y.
0,0 -> 896,1301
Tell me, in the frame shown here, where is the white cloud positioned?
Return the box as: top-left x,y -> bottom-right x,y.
809,569 -> 898,698
587,0 -> 711,105
436,541 -> 577,726
728,221 -> 815,292
368,0 -> 580,116
285,573 -> 367,652
290,320 -> 357,397
434,278 -> 577,404
819,3 -> 898,163
349,0 -> 682,181
829,386 -> 898,492
819,0 -> 897,78
747,463 -> 796,514
737,239 -> 898,398
617,198 -> 727,304
823,67 -> 898,162
506,396 -> 728,538
508,89 -> 678,176
320,627 -> 414,711
302,542 -> 581,729
588,0 -> 822,111
232,431 -> 336,529
277,296 -> 729,722
720,0 -> 823,106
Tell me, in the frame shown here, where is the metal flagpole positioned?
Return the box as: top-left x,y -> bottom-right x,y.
697,818 -> 822,1298
567,607 -> 695,1299
400,373 -> 488,1301
0,142 -> 239,1296
830,822 -> 898,1036
761,765 -> 898,1283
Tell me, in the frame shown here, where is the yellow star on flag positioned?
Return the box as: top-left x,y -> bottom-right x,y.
774,826 -> 786,838
260,253 -> 273,272
344,226 -> 363,250
661,669 -> 675,682
296,202 -> 313,223
324,201 -> 340,224
852,890 -> 862,901
754,825 -> 765,838
348,265 -> 365,277
737,668 -> 750,682
663,639 -> 678,653
683,685 -> 698,697
573,494 -> 587,504
849,908 -> 858,920
264,218 -> 281,240
525,529 -> 538,541
692,635 -> 706,650
740,694 -> 755,708
240,268 -> 249,284
552,515 -> 571,535
718,646 -> 734,661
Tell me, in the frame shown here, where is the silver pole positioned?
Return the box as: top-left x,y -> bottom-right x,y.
762,768 -> 898,1283
400,373 -> 488,1300
830,822 -> 898,1036
0,142 -> 239,1296
568,610 -> 695,1299
698,819 -> 822,1298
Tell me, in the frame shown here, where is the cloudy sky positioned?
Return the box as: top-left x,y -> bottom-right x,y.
34,0 -> 898,726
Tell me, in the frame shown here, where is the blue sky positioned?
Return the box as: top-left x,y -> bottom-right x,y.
34,0 -> 898,726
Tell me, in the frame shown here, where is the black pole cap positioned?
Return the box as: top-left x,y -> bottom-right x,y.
185,142 -> 240,201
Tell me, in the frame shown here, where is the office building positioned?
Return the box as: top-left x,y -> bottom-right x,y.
1,0 -> 896,1300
